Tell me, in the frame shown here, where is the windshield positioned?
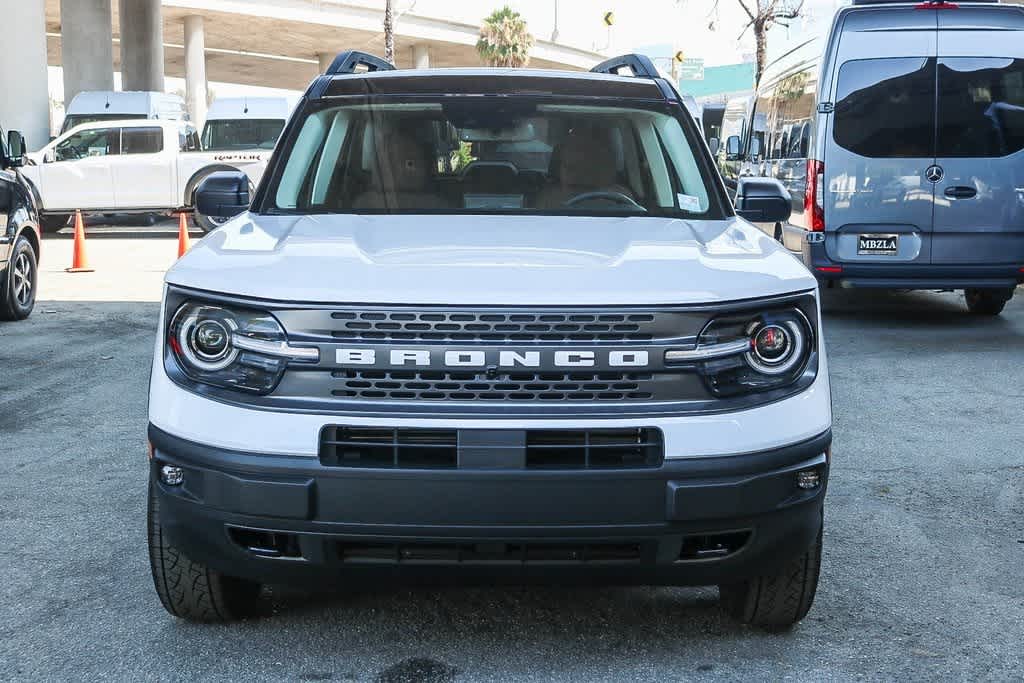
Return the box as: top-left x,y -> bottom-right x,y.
61,113 -> 146,134
267,99 -> 723,218
201,119 -> 285,151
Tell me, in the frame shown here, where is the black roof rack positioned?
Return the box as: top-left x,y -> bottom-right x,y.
590,54 -> 659,79
324,50 -> 395,75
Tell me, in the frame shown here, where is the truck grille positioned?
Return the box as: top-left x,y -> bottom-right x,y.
329,310 -> 659,343
330,370 -> 655,402
319,427 -> 664,470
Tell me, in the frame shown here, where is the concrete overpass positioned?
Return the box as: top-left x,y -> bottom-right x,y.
1,0 -> 604,150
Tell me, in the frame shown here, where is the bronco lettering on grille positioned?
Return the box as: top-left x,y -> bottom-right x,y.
335,348 -> 650,368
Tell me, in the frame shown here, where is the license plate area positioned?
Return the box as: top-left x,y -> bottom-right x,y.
857,234 -> 899,256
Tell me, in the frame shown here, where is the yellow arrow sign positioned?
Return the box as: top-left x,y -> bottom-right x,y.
674,50 -> 685,63
603,11 -> 615,26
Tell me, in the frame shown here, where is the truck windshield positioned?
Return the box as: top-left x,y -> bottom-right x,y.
202,119 -> 285,151
61,113 -> 146,134
267,99 -> 722,218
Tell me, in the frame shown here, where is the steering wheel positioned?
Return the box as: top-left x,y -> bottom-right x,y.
563,191 -> 646,211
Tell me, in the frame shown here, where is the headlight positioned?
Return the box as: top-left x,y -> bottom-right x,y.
665,308 -> 813,398
168,301 -> 318,394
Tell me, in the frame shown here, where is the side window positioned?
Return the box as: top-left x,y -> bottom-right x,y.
55,128 -> 120,161
937,57 -> 1024,158
121,127 -> 164,155
833,57 -> 935,158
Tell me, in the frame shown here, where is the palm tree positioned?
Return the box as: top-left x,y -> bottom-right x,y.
709,0 -> 804,83
476,7 -> 535,68
383,0 -> 395,65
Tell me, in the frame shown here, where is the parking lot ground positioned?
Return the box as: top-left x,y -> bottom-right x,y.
1,233 -> 1022,681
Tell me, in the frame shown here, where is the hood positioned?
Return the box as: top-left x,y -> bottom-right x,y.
165,213 -> 817,306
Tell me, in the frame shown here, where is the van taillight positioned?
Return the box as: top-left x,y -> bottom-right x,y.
805,159 -> 825,232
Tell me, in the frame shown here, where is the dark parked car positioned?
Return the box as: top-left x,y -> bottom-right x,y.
1,126 -> 41,320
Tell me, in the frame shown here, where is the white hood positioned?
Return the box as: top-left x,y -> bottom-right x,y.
165,213 -> 817,306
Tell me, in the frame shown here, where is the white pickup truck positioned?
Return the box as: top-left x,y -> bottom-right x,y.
22,119 -> 270,232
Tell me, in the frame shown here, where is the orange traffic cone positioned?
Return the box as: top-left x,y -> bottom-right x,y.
65,210 -> 94,273
176,213 -> 191,258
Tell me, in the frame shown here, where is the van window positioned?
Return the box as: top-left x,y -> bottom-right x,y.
202,119 -> 285,151
121,127 -> 164,155
61,113 -> 146,134
834,58 -> 935,158
937,58 -> 1024,158
55,128 -> 120,161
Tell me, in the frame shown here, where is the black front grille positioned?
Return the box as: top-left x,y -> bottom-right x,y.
319,427 -> 664,470
336,541 -> 645,565
328,310 -> 660,343
329,369 -> 655,402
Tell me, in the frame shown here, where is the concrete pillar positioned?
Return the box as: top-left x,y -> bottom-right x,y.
412,44 -> 430,69
60,0 -> 115,105
317,52 -> 335,75
183,15 -> 208,128
119,0 -> 164,91
0,0 -> 50,149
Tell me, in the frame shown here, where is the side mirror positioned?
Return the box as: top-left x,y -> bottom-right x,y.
725,135 -> 741,160
195,171 -> 250,219
708,137 -> 720,156
7,130 -> 26,167
735,177 -> 792,223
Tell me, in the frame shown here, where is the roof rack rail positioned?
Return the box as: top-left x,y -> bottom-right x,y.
590,54 -> 659,79
325,50 -> 395,75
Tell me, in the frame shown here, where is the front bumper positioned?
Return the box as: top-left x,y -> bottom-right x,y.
149,424 -> 831,587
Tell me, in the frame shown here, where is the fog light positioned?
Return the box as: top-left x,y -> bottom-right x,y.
796,469 -> 821,490
160,465 -> 184,486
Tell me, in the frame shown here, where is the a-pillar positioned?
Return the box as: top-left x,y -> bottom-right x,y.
412,44 -> 430,69
119,0 -> 165,91
1,0 -> 50,149
60,0 -> 115,107
183,15 -> 208,128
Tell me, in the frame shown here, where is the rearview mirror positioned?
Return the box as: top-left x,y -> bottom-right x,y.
735,177 -> 792,224
7,130 -> 26,166
725,135 -> 740,160
195,171 -> 250,219
708,137 -> 720,156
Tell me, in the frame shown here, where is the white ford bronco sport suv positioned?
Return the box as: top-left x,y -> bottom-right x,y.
147,52 -> 833,629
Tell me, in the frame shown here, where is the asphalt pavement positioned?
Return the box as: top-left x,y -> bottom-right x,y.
0,234 -> 1021,681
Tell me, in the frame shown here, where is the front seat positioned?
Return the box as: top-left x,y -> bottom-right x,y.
353,129 -> 449,210
537,127 -> 634,209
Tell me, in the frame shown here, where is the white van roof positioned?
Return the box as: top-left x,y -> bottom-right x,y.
205,97 -> 297,121
65,91 -> 186,117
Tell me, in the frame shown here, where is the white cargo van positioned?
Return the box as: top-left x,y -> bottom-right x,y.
200,97 -> 296,151
60,91 -> 187,136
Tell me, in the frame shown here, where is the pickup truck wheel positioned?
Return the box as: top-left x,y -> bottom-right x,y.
193,210 -> 231,234
40,214 -> 70,233
147,484 -> 262,622
719,524 -> 822,630
1,237 -> 37,321
964,287 -> 1014,316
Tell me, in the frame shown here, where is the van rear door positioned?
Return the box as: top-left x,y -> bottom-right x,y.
931,5 -> 1024,266
823,8 -> 937,266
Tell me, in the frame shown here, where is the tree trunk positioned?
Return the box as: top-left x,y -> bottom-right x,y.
753,18 -> 767,84
384,0 -> 395,65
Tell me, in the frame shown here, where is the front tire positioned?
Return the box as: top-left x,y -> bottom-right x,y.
719,525 -> 822,630
147,484 -> 262,622
964,287 -> 1014,316
0,236 -> 37,321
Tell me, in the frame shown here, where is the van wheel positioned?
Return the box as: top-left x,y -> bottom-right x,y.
964,287 -> 1014,316
719,524 -> 822,630
147,484 -> 262,622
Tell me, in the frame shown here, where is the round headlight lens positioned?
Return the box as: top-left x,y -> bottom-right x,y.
174,306 -> 238,371
745,320 -> 805,375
